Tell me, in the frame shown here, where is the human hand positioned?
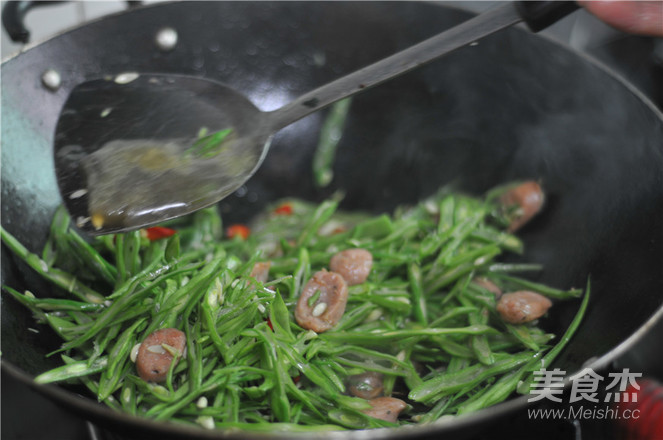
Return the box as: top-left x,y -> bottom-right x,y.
578,1 -> 663,37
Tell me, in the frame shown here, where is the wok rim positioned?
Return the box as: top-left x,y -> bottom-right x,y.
2,1 -> 663,438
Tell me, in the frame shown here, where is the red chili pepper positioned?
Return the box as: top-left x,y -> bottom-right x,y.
293,375 -> 301,384
273,203 -> 293,216
143,226 -> 177,241
226,224 -> 250,240
266,317 -> 274,332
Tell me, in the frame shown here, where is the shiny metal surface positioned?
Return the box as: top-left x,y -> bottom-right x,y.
53,3 -> 522,234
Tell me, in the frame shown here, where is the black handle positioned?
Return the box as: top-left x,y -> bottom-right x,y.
1,0 -> 142,44
516,1 -> 580,32
2,1 -> 63,43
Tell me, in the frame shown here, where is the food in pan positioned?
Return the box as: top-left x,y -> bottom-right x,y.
1,182 -> 588,431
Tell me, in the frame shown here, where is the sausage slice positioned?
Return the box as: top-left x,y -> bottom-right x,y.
295,270 -> 348,333
348,372 -> 384,400
499,181 -> 545,232
362,397 -> 407,423
330,248 -> 373,286
497,291 -> 552,324
473,277 -> 502,299
250,261 -> 271,284
136,328 -> 186,382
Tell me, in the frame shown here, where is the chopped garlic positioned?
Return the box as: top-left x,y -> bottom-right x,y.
130,343 -> 141,362
312,302 -> 328,317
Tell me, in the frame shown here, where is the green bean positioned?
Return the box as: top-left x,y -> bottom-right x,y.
1,227 -> 105,303
201,299 -> 229,361
517,280 -> 591,394
427,213 -> 485,275
328,409 -> 391,429
7,292 -> 105,312
290,247 -> 310,299
455,360 -> 478,378
486,329 -> 554,352
317,345 -> 413,372
297,199 -> 339,247
457,354 -> 543,415
98,360 -> 133,402
59,355 -> 124,410
50,206 -> 118,284
187,127 -> 234,159
265,329 -> 340,396
106,318 -> 146,379
462,283 -> 498,309
470,228 -> 523,254
114,231 -> 142,287
427,306 -> 477,327
58,262 -> 179,352
426,248 -> 500,293
314,360 -> 346,393
408,263 -> 427,325
418,396 -> 454,424
105,257 -> 170,300
469,308 -> 495,365
491,273 -> 583,299
269,290 -> 294,340
409,351 -> 535,404
436,194 -> 456,232
312,98 -> 352,188
487,263 -> 543,273
504,323 -> 541,351
185,320 -> 203,390
44,314 -> 79,340
89,322 -> 121,366
321,324 -> 497,344
350,293 -> 411,314
350,214 -> 394,241
35,356 -> 108,384
332,302 -> 376,332
3,184 -> 588,430
262,336 -> 291,422
307,288 -> 322,307
374,219 -> 420,248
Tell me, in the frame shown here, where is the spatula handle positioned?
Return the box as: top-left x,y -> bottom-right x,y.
516,1 -> 580,32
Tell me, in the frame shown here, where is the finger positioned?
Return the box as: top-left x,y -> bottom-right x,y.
578,0 -> 663,37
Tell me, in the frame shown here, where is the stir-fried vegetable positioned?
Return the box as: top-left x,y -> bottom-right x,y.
312,98 -> 352,188
1,184 -> 587,431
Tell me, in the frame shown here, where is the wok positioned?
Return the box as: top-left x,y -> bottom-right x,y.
1,2 -> 662,439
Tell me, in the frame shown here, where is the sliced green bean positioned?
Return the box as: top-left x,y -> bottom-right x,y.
409,351 -> 535,404
492,273 -> 583,299
517,280 -> 591,394
313,98 -> 352,187
3,184 -> 589,429
35,356 -> 108,384
1,227 -> 105,303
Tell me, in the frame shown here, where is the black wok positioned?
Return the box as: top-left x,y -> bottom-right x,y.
2,2 -> 663,439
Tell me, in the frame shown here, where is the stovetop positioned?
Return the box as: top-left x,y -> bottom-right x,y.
2,3 -> 662,440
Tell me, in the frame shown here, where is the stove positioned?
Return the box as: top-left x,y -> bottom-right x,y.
2,2 -> 662,440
